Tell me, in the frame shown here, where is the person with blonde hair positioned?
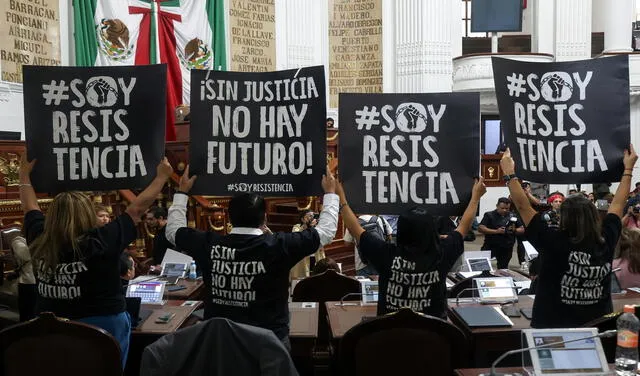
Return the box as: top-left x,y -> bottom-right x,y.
19,154 -> 173,368
613,227 -> 640,289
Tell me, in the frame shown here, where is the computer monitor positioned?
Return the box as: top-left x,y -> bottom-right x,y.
523,328 -> 609,375
161,262 -> 187,278
126,280 -> 166,305
466,257 -> 493,273
0,131 -> 21,141
474,277 -> 517,304
361,280 -> 379,305
471,0 -> 523,33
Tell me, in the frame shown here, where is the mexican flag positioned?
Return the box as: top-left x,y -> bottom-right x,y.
73,0 -> 226,141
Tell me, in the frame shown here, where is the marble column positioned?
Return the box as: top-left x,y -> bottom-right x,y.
275,0 -> 329,106
603,0 -> 634,53
554,0 -> 592,61
394,0 -> 459,93
531,0 -> 555,55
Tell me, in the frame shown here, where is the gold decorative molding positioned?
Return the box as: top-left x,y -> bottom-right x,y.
0,153 -> 20,186
297,197 -> 313,211
207,216 -> 224,232
326,131 -> 338,142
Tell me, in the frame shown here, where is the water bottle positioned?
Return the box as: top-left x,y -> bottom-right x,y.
188,261 -> 197,280
615,305 -> 639,375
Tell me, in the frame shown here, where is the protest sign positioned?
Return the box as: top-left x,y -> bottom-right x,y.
189,66 -> 327,196
23,65 -> 167,192
339,93 -> 480,215
492,55 -> 630,183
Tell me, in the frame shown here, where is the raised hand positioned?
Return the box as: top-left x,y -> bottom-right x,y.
500,148 -> 516,176
179,165 -> 197,193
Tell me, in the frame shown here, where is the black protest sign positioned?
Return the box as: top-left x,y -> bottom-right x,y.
23,65 -> 167,193
492,56 -> 630,183
339,93 -> 480,215
189,66 -> 326,196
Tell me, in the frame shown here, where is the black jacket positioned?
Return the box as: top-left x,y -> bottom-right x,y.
140,318 -> 298,376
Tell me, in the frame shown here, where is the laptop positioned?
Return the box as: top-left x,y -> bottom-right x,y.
125,297 -> 153,328
522,328 -> 610,375
126,280 -> 167,305
474,277 -> 517,304
361,280 -> 379,305
161,262 -> 187,285
458,257 -> 494,279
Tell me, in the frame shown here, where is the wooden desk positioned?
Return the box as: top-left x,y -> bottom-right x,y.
325,301 -> 377,339
126,300 -> 202,376
289,302 -> 319,376
163,278 -> 204,301
455,367 -> 523,376
289,302 -> 319,338
449,291 -> 640,368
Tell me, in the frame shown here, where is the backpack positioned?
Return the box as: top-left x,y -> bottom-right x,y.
358,216 -> 386,264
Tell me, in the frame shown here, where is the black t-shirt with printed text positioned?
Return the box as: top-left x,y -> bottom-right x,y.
480,210 -> 523,249
175,227 -> 320,340
24,210 -> 137,319
359,231 -> 464,318
526,213 -> 620,328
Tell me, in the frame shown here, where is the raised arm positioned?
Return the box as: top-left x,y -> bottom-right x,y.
500,149 -> 537,226
18,153 -> 39,213
609,144 -> 638,218
335,181 -> 365,244
314,167 -> 339,246
166,165 -> 197,245
455,178 -> 486,236
125,158 -> 173,223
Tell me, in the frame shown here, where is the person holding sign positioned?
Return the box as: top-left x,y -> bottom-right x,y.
165,166 -> 339,350
500,145 -> 637,328
19,154 -> 174,368
335,178 -> 486,318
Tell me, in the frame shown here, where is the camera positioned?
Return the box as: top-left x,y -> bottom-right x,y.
313,213 -> 320,221
505,217 -> 518,234
633,207 -> 640,214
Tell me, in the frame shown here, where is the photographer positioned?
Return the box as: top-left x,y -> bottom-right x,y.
623,204 -> 640,229
543,193 -> 564,228
479,197 -> 524,269
290,210 -> 325,279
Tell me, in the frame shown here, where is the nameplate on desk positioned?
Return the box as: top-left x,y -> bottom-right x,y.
301,302 -> 317,308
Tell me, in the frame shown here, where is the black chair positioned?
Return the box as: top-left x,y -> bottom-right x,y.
0,312 -> 122,376
339,308 -> 469,376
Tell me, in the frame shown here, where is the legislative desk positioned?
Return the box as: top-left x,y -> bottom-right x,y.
455,368 -> 523,376
289,302 -> 320,375
447,291 -> 640,368
163,278 -> 205,301
126,300 -> 202,376
326,301 -> 377,339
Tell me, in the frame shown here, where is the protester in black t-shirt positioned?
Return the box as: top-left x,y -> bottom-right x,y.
500,146 -> 637,328
478,197 -> 524,269
165,166 -> 339,349
335,178 -> 486,318
19,155 -> 173,368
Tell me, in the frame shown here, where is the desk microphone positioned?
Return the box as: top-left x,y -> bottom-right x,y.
334,293 -> 363,306
479,329 -> 617,376
454,286 -> 519,305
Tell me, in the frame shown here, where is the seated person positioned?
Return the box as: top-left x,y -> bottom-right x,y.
310,257 -> 340,276
336,178 -> 486,318
120,252 -> 135,289
613,227 -> 640,289
500,147 -> 635,328
95,204 -> 111,227
165,166 -> 338,349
